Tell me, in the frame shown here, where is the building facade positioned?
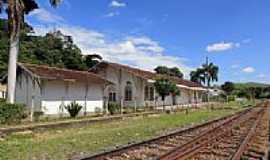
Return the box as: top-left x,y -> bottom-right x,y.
15,63 -> 111,115
14,62 -> 207,116
91,62 -> 207,109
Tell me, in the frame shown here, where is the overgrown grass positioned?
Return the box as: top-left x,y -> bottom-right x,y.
0,105 -> 245,160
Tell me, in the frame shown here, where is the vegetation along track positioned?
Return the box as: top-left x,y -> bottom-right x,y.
72,103 -> 266,160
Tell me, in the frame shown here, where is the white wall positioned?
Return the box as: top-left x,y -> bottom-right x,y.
15,70 -> 41,111
41,80 -> 104,115
98,66 -> 204,108
102,67 -> 148,107
15,70 -> 105,115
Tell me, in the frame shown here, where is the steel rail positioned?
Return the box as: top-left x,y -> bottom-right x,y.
71,107 -> 254,160
157,107 -> 264,160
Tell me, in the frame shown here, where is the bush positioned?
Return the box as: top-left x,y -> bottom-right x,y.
64,101 -> 82,118
33,111 -> 44,121
108,102 -> 120,115
0,102 -> 26,124
228,95 -> 236,102
0,98 -> 5,103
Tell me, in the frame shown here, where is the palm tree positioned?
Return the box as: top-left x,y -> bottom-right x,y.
0,0 -> 61,103
190,68 -> 205,84
202,62 -> 218,87
191,58 -> 219,88
190,58 -> 219,102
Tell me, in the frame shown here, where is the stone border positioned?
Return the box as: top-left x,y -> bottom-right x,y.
0,112 -> 159,136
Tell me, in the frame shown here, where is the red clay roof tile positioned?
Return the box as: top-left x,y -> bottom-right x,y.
18,63 -> 112,84
93,61 -> 204,88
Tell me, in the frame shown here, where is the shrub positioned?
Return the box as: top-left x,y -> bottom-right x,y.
0,98 -> 5,103
0,102 -> 26,124
64,101 -> 82,118
228,95 -> 236,102
33,111 -> 44,121
108,102 -> 120,115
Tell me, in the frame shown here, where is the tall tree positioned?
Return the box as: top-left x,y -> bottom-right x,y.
169,67 -> 184,79
0,21 -> 103,74
221,81 -> 235,95
154,66 -> 183,79
190,58 -> 219,87
154,66 -> 170,75
0,0 -> 61,103
190,68 -> 205,84
154,77 -> 179,111
202,58 -> 219,87
84,54 -> 102,69
190,58 -> 219,102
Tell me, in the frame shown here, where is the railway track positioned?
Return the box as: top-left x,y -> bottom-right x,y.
232,101 -> 270,160
158,101 -> 270,160
72,103 -> 266,160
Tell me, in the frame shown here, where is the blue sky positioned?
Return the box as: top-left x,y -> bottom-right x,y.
5,0 -> 270,84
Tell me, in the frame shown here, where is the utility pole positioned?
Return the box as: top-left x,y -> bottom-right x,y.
206,56 -> 209,65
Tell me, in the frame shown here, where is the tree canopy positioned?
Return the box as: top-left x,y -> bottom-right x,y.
190,60 -> 219,87
154,66 -> 183,79
154,77 -> 179,101
0,18 -> 102,77
221,81 -> 235,95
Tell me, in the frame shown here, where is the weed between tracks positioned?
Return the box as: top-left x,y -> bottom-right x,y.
0,106 -> 244,160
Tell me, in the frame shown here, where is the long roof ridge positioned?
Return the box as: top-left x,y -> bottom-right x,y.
96,61 -> 205,88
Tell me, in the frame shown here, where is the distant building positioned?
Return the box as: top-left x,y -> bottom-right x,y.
91,61 -> 207,108
209,87 -> 224,97
15,63 -> 112,115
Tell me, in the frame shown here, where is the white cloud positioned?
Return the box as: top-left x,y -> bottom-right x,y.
206,42 -> 240,53
33,24 -> 192,77
110,0 -> 126,8
104,12 -> 120,17
242,67 -> 255,73
29,8 -> 64,24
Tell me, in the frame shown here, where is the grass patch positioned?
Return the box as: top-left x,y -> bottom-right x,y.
0,106 -> 245,160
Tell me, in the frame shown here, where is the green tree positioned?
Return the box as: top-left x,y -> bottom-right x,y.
169,67 -> 184,79
154,66 -> 183,79
190,58 -> 219,102
221,82 -> 235,95
190,68 -> 205,84
190,58 -> 219,88
202,60 -> 219,87
221,81 -> 235,102
155,66 -> 170,75
0,0 -> 61,103
154,77 -> 179,111
84,54 -> 102,69
0,19 -> 103,75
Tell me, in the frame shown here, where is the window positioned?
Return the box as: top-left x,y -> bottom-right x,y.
125,81 -> 132,101
144,86 -> 154,101
108,86 -> 117,102
109,92 -> 116,102
144,86 -> 149,100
